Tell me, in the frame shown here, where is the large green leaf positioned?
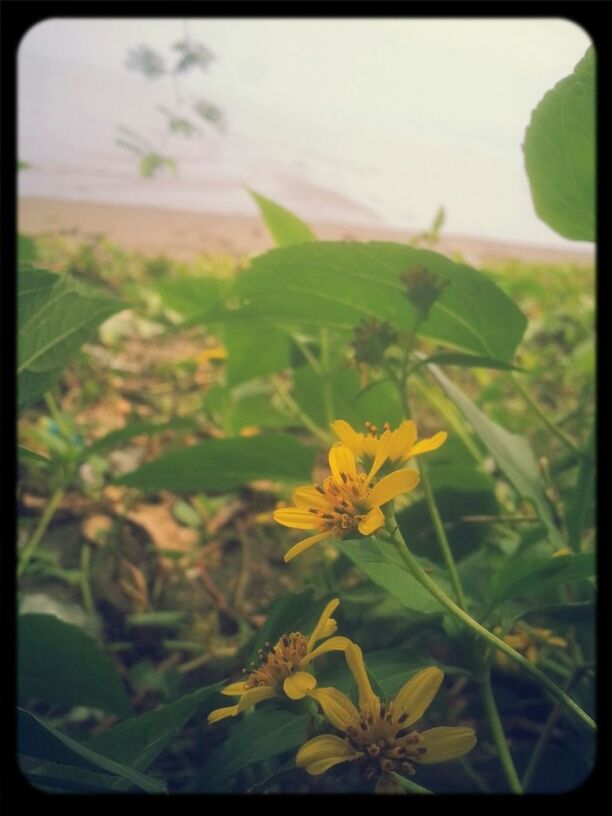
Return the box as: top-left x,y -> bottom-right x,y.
18,614 -> 132,718
427,364 -> 563,548
88,684 -> 221,777
489,553 -> 595,609
223,318 -> 291,386
249,189 -> 316,246
524,46 -> 595,241
228,242 -> 526,362
18,267 -> 123,409
18,234 -> 38,264
336,537 -> 446,615
18,709 -> 166,793
154,276 -> 229,320
24,762 -> 121,794
115,434 -> 317,492
201,708 -> 309,792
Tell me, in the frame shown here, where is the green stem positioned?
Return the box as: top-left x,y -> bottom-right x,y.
270,376 -> 332,445
458,757 -> 490,793
382,526 -> 596,733
44,392 -> 72,439
521,669 -> 581,791
419,462 -> 467,609
18,487 -> 65,578
80,543 -> 95,616
319,328 -> 335,426
510,375 -> 584,459
292,334 -> 323,374
479,667 -> 522,793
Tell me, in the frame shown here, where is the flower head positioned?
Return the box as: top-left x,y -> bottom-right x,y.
273,441 -> 419,562
207,599 -> 350,724
297,642 -> 476,791
331,419 -> 447,466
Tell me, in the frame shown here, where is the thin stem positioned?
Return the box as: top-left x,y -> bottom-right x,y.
80,543 -> 95,617
44,392 -> 72,439
319,328 -> 335,426
270,376 -> 332,445
479,667 -> 522,793
510,374 -> 584,459
419,461 -> 467,609
521,669 -> 582,791
18,487 -> 65,578
458,757 -> 490,793
382,526 -> 596,733
292,334 -> 323,374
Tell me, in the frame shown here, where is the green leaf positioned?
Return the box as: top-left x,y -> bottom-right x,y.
88,684 -> 221,775
223,319 -> 291,386
82,417 -> 195,460
427,364 -> 563,548
18,234 -> 37,264
293,367 -> 404,430
524,46 -> 595,241
154,276 -> 229,320
18,614 -> 132,718
336,537 -> 446,615
489,553 -> 595,609
24,762 -> 120,794
18,267 -> 123,409
566,422 -> 595,551
18,444 -> 51,465
18,708 -> 166,793
115,434 -> 316,492
126,611 -> 186,628
231,242 -> 526,362
249,189 -> 316,246
201,708 -> 309,792
510,601 -> 595,628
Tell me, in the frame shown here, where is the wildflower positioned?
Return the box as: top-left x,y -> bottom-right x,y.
207,599 -> 350,724
331,418 -> 447,465
494,624 -> 568,671
297,643 -> 476,792
273,440 -> 419,562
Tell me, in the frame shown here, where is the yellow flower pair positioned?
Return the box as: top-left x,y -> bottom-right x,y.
273,419 -> 447,562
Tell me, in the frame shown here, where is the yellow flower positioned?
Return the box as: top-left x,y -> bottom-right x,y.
273,440 -> 419,562
494,624 -> 568,671
207,599 -> 350,724
297,643 -> 476,791
331,419 -> 447,464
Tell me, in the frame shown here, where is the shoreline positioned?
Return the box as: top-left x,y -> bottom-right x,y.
18,196 -> 595,267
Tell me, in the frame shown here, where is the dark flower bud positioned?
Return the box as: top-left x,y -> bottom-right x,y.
401,265 -> 449,319
351,319 -> 398,365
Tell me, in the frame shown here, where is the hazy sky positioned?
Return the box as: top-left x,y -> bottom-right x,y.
19,17 -> 593,247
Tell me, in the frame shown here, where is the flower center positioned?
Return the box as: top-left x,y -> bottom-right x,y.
344,703 -> 427,779
307,473 -> 372,537
243,633 -> 309,690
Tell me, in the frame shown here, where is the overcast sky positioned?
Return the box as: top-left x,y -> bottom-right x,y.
19,17 -> 593,247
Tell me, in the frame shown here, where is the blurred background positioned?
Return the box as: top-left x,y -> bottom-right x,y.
19,17 -> 593,253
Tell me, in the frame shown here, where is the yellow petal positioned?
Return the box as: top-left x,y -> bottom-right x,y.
331,420 -> 365,453
357,506 -> 385,536
365,429 -> 393,485
292,486 -> 330,510
273,508 -> 318,530
207,704 -> 239,724
307,598 -> 340,650
368,468 -> 420,507
317,619 -> 338,639
406,431 -> 448,459
301,635 -> 352,666
375,773 -> 406,794
345,642 -> 379,711
389,420 -> 417,462
391,666 -> 443,726
296,734 -> 361,775
284,531 -> 330,562
329,443 -> 357,483
221,681 -> 249,697
309,687 -> 360,731
283,671 -> 317,700
236,685 -> 277,712
416,726 -> 477,764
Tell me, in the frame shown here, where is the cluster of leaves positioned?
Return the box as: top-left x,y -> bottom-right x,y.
16,47 -> 595,794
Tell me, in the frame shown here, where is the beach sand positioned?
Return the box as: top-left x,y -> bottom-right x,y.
19,197 -> 594,267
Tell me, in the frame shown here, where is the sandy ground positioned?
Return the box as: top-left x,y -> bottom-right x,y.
19,197 -> 595,267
